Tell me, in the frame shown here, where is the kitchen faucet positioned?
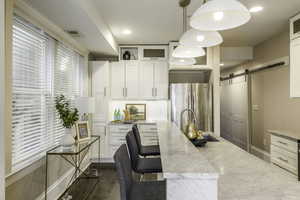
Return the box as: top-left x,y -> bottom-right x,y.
180,108 -> 199,133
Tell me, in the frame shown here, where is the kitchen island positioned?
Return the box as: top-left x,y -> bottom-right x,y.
156,121 -> 300,200
198,137 -> 300,200
156,122 -> 219,200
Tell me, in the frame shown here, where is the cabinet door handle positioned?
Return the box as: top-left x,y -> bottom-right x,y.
278,157 -> 289,163
155,88 -> 157,97
104,87 -> 106,97
278,141 -> 288,145
123,88 -> 125,97
152,88 -> 154,97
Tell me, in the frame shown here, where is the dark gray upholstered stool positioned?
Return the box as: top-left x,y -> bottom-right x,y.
126,131 -> 162,173
114,144 -> 166,200
132,124 -> 160,157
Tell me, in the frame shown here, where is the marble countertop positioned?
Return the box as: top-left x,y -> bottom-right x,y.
198,138 -> 300,200
268,129 -> 300,141
156,121 -> 219,180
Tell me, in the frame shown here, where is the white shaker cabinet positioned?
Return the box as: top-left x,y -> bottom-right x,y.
154,61 -> 169,99
111,61 -> 139,99
107,124 -> 132,162
290,37 -> 300,97
125,61 -> 140,99
106,123 -> 158,162
140,61 -> 155,99
140,61 -> 168,100
111,61 -> 126,99
90,61 -> 110,161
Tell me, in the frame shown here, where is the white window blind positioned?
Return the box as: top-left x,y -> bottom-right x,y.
52,43 -> 83,145
11,16 -> 85,171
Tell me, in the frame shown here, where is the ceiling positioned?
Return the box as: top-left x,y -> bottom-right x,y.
94,0 -> 300,46
24,0 -> 118,55
24,0 -> 300,57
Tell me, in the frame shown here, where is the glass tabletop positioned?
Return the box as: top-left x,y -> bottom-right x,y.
47,135 -> 100,155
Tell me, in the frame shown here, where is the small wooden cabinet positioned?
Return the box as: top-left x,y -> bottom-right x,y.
269,130 -> 299,178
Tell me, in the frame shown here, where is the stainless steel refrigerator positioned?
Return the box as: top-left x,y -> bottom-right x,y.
170,83 -> 212,132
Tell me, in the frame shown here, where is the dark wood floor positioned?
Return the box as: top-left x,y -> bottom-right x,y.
61,164 -> 120,200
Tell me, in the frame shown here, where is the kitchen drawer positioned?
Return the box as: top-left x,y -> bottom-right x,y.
271,145 -> 297,161
109,125 -> 132,133
110,135 -> 126,145
271,134 -> 297,153
138,124 -> 157,132
271,146 -> 298,174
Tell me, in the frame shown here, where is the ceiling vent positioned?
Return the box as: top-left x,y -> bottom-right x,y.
65,30 -> 82,38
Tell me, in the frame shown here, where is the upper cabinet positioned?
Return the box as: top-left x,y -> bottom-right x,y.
125,61 -> 140,99
111,60 -> 140,99
290,14 -> 300,98
111,60 -> 168,100
154,61 -> 169,99
290,37 -> 300,97
111,61 -> 126,99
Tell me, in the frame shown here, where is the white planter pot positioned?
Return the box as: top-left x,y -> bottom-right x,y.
61,128 -> 75,147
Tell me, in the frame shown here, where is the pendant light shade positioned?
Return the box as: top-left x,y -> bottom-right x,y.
169,57 -> 196,66
190,0 -> 251,31
172,45 -> 205,58
179,29 -> 223,47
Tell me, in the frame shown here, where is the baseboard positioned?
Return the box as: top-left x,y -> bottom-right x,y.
35,163 -> 90,200
250,145 -> 270,162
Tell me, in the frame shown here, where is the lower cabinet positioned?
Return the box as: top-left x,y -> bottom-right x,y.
91,124 -> 109,162
108,124 -> 132,159
103,123 -> 159,162
138,124 -> 159,146
270,132 -> 298,176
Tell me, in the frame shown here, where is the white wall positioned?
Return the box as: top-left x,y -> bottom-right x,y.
0,0 -> 5,198
109,100 -> 170,121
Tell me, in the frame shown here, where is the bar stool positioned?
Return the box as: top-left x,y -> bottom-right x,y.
114,144 -> 166,200
126,131 -> 162,174
132,124 -> 160,157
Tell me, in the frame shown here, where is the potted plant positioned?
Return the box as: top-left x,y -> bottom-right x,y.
55,95 -> 79,147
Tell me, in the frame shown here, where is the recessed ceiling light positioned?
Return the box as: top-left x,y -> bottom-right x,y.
122,29 -> 132,35
249,6 -> 263,13
220,63 -> 225,66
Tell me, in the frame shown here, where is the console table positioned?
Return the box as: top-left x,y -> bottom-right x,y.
45,135 -> 100,200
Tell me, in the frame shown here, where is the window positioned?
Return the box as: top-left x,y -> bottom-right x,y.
11,16 -> 85,171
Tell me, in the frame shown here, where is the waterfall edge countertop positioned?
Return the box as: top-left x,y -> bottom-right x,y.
156,121 -> 219,200
197,137 -> 300,200
156,121 -> 219,179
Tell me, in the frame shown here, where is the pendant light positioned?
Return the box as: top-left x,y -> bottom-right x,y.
179,29 -> 223,47
169,57 -> 196,66
171,1 -> 205,59
190,0 -> 251,31
172,45 -> 205,58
